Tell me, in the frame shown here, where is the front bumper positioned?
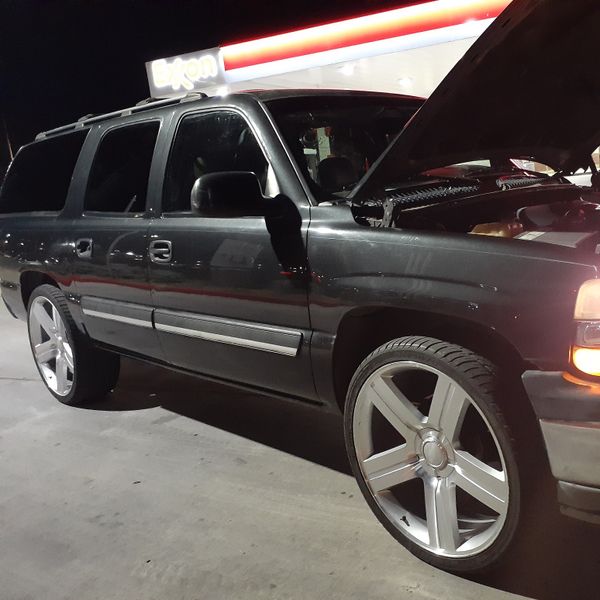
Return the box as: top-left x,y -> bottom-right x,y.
523,371 -> 600,524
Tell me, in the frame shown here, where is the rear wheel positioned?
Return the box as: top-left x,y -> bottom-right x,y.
344,336 -> 521,573
27,284 -> 120,405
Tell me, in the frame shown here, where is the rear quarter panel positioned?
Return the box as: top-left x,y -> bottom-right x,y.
0,215 -> 77,319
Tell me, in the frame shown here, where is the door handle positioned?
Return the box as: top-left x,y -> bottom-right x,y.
75,238 -> 93,259
149,240 -> 172,264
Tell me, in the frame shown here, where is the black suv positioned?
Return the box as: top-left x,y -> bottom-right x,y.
1,0 -> 599,574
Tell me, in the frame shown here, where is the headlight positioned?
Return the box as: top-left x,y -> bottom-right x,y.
574,279 -> 600,320
572,280 -> 600,376
572,347 -> 600,377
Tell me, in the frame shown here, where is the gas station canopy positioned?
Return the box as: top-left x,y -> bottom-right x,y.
146,0 -> 510,99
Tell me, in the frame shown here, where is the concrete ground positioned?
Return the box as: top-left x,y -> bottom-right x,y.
0,303 -> 598,600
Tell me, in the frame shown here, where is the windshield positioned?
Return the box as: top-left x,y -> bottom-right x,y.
266,95 -> 422,202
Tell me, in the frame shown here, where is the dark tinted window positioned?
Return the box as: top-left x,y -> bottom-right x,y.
0,131 -> 87,213
163,111 -> 268,213
85,122 -> 159,213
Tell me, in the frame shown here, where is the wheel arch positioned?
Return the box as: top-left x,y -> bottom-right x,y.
20,271 -> 59,309
332,306 -> 531,412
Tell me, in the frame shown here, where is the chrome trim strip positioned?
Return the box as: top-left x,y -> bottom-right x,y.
82,308 -> 153,329
155,321 -> 298,356
154,309 -> 302,356
79,296 -> 302,356
154,308 -> 302,336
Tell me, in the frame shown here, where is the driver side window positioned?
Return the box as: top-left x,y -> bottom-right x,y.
163,111 -> 276,213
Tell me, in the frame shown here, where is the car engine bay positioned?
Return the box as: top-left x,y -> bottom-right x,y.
352,169 -> 600,252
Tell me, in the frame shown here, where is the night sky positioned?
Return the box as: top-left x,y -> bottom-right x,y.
0,0 -> 415,176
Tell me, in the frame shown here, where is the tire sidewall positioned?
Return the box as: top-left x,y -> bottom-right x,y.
344,340 -> 521,573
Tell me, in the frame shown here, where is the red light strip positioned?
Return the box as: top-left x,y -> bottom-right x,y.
222,0 -> 510,71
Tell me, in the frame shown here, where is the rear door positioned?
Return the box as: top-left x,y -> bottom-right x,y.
69,119 -> 164,359
148,105 -> 316,399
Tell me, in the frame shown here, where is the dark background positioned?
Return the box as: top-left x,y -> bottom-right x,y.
0,0 -> 415,177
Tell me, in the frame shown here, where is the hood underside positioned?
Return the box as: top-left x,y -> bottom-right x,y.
352,0 -> 600,201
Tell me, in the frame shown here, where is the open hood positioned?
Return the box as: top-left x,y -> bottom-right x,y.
352,0 -> 600,201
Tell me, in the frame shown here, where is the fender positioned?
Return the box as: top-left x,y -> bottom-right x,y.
306,205 -> 598,405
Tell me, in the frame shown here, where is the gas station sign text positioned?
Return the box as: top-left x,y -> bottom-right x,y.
146,48 -> 225,97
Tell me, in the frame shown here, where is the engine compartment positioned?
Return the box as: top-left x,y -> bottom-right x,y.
353,170 -> 600,252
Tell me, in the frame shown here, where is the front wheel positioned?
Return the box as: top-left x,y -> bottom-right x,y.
344,337 -> 521,574
27,284 -> 120,405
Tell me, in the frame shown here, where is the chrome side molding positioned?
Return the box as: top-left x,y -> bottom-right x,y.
154,309 -> 302,356
81,297 -> 154,329
80,296 -> 302,356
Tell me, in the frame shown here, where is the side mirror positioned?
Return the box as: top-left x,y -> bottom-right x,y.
190,171 -> 268,217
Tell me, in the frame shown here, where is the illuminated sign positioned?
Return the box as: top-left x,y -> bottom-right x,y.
221,0 -> 510,71
146,48 -> 225,97
146,0 -> 508,96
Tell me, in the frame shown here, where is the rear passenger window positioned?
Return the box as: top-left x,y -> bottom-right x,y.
0,131 -> 87,214
163,111 -> 272,213
84,122 -> 159,213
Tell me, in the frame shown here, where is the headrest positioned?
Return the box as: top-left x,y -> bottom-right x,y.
317,156 -> 356,193
234,128 -> 266,176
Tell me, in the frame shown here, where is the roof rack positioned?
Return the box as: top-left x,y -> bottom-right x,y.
35,92 -> 208,140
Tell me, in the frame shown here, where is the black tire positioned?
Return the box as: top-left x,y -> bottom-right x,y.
27,284 -> 120,405
344,336 -> 524,574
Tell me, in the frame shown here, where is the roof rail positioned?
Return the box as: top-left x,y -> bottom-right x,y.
35,92 -> 209,140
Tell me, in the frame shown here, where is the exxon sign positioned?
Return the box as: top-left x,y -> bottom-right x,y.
146,48 -> 226,97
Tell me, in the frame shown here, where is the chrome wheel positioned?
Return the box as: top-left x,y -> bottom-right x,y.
28,296 -> 74,397
353,361 -> 509,558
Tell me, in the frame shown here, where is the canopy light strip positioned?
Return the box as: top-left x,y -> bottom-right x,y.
221,0 -> 511,71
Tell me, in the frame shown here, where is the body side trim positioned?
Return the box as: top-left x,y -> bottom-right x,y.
80,296 -> 303,357
81,308 -> 153,329
81,296 -> 154,328
154,308 -> 302,357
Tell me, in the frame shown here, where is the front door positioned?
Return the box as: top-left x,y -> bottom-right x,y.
148,109 -> 315,399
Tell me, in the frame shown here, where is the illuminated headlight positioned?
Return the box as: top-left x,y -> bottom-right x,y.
574,280 -> 600,320
572,280 -> 600,376
572,347 -> 600,377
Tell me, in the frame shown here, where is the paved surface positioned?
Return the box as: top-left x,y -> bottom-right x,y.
0,302 -> 598,600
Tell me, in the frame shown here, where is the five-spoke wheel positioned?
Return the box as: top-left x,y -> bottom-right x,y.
27,284 -> 120,405
29,295 -> 75,396
345,337 -> 520,573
